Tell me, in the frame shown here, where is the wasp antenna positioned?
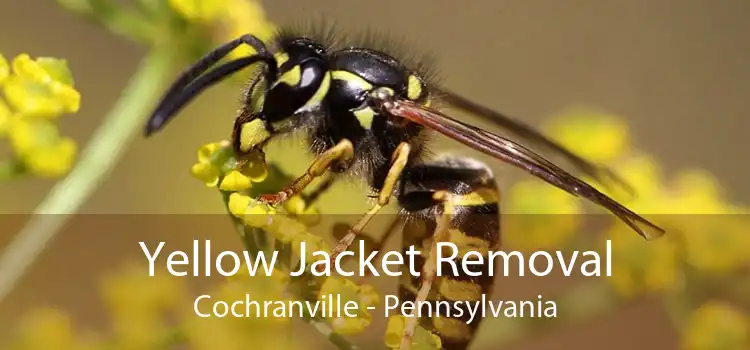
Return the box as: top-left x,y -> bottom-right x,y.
145,34 -> 277,136
145,56 -> 272,136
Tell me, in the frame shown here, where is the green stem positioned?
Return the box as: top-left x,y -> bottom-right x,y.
0,49 -> 173,304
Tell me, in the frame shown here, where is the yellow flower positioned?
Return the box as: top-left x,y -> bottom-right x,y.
683,301 -> 748,350
0,98 -> 12,135
7,118 -> 78,178
183,271 -> 302,350
384,315 -> 442,350
543,108 -> 631,163
669,170 -> 728,214
228,192 -> 277,227
219,0 -> 277,60
101,262 -> 187,319
283,195 -> 307,215
191,161 -> 221,187
270,215 -> 310,243
0,53 -> 8,84
237,149 -> 268,182
283,194 -> 322,225
12,308 -> 77,350
219,170 -> 253,191
190,140 -> 268,189
319,277 -> 379,335
191,141 -> 228,187
24,137 -> 77,178
291,232 -> 330,262
504,179 -> 582,250
601,153 -> 664,204
679,214 -> 750,274
4,54 -> 80,118
168,0 -> 227,23
100,263 -> 188,349
605,225 -> 682,297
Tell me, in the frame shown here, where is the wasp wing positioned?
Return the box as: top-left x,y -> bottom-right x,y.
434,87 -> 634,196
383,99 -> 665,240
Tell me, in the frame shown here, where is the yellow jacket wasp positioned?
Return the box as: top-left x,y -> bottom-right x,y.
144,24 -> 665,350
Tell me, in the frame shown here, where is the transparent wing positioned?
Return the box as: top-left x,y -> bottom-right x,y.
383,98 -> 665,240
435,87 -> 634,195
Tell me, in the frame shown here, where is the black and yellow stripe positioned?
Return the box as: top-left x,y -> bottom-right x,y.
398,157 -> 501,350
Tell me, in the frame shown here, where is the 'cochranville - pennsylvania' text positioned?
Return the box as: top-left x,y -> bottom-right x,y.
140,239 -> 613,278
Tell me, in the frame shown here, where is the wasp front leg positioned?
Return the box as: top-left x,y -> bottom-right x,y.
256,139 -> 355,206
326,142 -> 412,265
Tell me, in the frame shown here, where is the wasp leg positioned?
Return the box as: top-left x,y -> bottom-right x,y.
348,216 -> 403,283
400,192 -> 455,350
326,142 -> 412,267
258,139 -> 354,206
397,157 -> 500,350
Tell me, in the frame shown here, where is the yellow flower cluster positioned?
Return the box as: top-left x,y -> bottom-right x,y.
168,0 -> 277,60
502,108 -> 750,298
100,263 -> 188,349
384,315 -> 443,350
190,140 -> 268,190
0,53 -> 80,179
183,268 -> 302,350
319,277 -> 379,335
190,139 -> 383,340
683,301 -> 749,350
7,262 -> 187,350
7,262 -> 308,350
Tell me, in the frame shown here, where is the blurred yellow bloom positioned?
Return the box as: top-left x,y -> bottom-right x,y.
0,98 -> 11,135
7,118 -> 78,178
291,232 -> 331,261
226,192 -> 320,246
4,54 -> 80,118
219,0 -> 277,60
601,153 -> 664,203
101,263 -> 188,349
543,108 -> 631,163
12,308 -> 77,350
605,225 -> 682,298
504,179 -> 582,250
678,214 -> 750,274
384,315 -> 442,350
683,301 -> 748,350
101,262 -> 187,319
270,215 -> 309,243
0,53 -> 8,84
168,0 -> 227,23
167,0 -> 277,60
669,170 -> 728,214
183,271 -> 301,350
318,277 -> 379,335
506,179 -> 582,214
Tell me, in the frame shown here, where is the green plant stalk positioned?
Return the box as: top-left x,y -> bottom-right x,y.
0,49 -> 174,304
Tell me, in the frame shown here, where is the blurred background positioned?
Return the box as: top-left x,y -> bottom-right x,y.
0,0 -> 748,349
